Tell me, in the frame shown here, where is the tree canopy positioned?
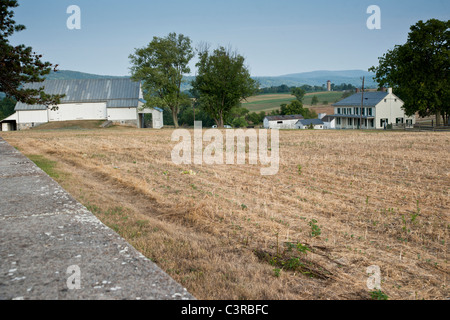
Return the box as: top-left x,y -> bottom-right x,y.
0,0 -> 62,106
370,19 -> 449,125
129,32 -> 194,128
191,46 -> 258,127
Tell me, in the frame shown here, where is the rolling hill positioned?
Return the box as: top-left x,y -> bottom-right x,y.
1,69 -> 377,98
254,70 -> 377,89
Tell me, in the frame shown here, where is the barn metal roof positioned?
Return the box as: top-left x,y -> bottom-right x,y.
265,114 -> 304,121
332,92 -> 389,107
15,79 -> 141,111
296,118 -> 324,126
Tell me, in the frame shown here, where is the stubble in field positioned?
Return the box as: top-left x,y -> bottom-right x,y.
2,128 -> 448,300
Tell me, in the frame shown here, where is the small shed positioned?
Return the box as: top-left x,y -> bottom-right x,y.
0,113 -> 18,131
296,118 -> 324,130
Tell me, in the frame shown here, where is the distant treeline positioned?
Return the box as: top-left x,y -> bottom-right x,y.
258,83 -> 357,94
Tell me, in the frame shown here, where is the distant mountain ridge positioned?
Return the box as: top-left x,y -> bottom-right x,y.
0,69 -> 377,98
254,70 -> 377,89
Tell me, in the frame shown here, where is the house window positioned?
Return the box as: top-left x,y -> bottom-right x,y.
277,121 -> 283,124
348,108 -> 352,114
368,108 -> 373,116
348,118 -> 352,126
384,99 -> 387,103
362,108 -> 365,116
336,118 -> 341,125
337,108 -> 341,114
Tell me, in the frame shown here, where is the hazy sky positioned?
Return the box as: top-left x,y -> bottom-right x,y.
9,0 -> 450,77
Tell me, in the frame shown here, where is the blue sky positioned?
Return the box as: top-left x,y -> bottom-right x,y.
9,0 -> 450,77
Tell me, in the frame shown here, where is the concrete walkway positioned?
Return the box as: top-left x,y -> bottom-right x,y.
0,137 -> 194,300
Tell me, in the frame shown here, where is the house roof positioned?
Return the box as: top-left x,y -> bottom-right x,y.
332,91 -> 389,107
327,114 -> 375,119
265,114 -> 304,121
15,79 -> 141,111
297,118 -> 324,126
320,115 -> 335,122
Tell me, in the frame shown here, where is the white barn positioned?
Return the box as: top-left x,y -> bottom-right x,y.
331,88 -> 415,129
2,79 -> 163,130
263,114 -> 304,129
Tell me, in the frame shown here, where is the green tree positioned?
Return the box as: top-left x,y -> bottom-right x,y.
311,95 -> 319,105
232,116 -> 248,128
280,100 -> 317,119
0,0 -> 63,106
369,19 -> 450,125
192,46 -> 258,128
129,33 -> 194,128
258,111 -> 266,123
247,112 -> 262,125
291,87 -> 306,102
0,97 -> 16,120
281,100 -> 303,115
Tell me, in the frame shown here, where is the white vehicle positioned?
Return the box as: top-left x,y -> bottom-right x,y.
212,125 -> 232,129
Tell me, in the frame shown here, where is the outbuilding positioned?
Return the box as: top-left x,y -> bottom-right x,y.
263,114 -> 304,129
296,118 -> 325,130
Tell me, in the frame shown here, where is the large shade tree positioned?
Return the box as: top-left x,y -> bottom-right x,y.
129,33 -> 194,128
191,46 -> 258,128
0,0 -> 62,106
370,19 -> 449,126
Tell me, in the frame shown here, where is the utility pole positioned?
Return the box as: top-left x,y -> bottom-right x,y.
193,98 -> 196,123
360,76 -> 365,130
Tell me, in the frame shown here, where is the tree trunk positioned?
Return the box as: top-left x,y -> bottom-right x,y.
172,108 -> 179,128
216,109 -> 224,128
435,112 -> 441,127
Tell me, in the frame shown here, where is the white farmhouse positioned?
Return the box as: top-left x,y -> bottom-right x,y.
263,114 -> 304,129
2,79 -> 163,130
331,88 -> 415,129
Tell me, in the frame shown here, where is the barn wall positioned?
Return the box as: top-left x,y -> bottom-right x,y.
107,108 -> 138,121
48,103 -> 107,122
17,110 -> 48,124
151,110 -> 163,129
267,119 -> 299,129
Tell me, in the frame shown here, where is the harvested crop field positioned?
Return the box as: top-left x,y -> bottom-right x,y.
1,128 -> 448,300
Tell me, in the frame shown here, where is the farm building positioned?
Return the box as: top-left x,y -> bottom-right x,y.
263,114 -> 304,129
319,114 -> 336,129
1,78 -> 163,131
295,118 -> 325,130
331,88 -> 415,129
